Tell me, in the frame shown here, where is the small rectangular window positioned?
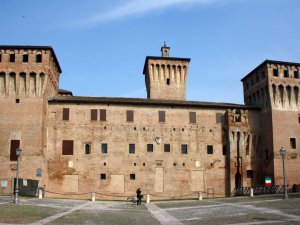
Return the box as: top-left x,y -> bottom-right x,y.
10,140 -> 20,161
23,54 -> 28,63
295,71 -> 299,79
130,174 -> 136,180
91,109 -> 97,121
147,144 -> 153,153
273,69 -> 278,77
36,54 -> 42,63
290,138 -> 297,149
181,144 -> 188,154
222,145 -> 226,155
100,174 -> 106,180
10,53 -> 15,62
216,113 -> 222,123
85,143 -> 91,155
207,145 -> 213,154
0,53 -> 2,62
189,112 -> 196,124
284,70 -> 289,78
164,144 -> 170,152
247,170 -> 254,178
129,144 -> 135,154
100,109 -> 106,121
159,111 -> 165,123
127,110 -> 134,122
63,108 -> 69,121
62,140 -> 74,155
166,78 -> 170,85
101,143 -> 107,154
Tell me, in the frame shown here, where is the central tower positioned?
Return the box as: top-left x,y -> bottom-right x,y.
143,44 -> 190,101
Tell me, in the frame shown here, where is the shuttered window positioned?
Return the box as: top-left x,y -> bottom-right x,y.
63,108 -> 69,121
62,140 -> 74,155
91,109 -> 97,121
127,110 -> 134,122
216,113 -> 222,123
189,112 -> 196,124
10,140 -> 20,161
159,111 -> 165,123
100,109 -> 106,121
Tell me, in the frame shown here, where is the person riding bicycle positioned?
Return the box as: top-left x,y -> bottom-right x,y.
136,188 -> 142,205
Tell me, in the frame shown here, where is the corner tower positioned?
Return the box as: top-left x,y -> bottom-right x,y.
242,60 -> 300,187
143,44 -> 190,100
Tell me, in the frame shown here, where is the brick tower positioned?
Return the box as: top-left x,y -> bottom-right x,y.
241,60 -> 300,187
143,44 -> 190,100
0,45 -> 61,190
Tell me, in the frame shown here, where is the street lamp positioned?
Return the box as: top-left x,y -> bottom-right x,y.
279,147 -> 288,199
14,147 -> 22,204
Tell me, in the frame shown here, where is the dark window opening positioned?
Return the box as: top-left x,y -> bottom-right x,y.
134,163 -> 136,166
216,113 -> 222,123
265,149 -> 269,161
10,140 -> 20,161
166,78 -> 170,85
62,108 -> 69,121
129,144 -> 135,154
36,53 -> 42,63
23,53 -> 28,62
16,99 -> 20,103
100,109 -> 106,121
222,145 -> 226,155
130,174 -> 136,180
143,163 -> 145,166
164,144 -> 170,152
247,170 -> 254,178
273,69 -> 278,77
10,53 -> 15,62
295,71 -> 299,79
85,144 -> 91,155
173,163 -> 177,166
182,163 -> 185,166
235,114 -> 241,122
127,110 -> 134,122
159,111 -> 165,123
284,70 -> 289,78
181,144 -> 188,154
207,145 -> 213,154
0,53 -> 2,62
147,144 -> 153,153
100,174 -> 106,180
104,162 -> 106,166
290,138 -> 297,149
189,112 -> 196,124
91,109 -> 97,121
102,143 -> 107,154
62,140 -> 74,155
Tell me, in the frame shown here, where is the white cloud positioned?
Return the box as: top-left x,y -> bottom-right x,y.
74,0 -> 219,27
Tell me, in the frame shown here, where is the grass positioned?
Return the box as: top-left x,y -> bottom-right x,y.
0,203 -> 63,224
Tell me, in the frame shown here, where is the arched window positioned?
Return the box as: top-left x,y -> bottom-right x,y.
36,52 -> 42,63
85,144 -> 91,155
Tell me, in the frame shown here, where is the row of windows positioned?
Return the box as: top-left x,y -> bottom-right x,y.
245,69 -> 300,90
62,141 -> 217,156
0,52 -> 42,63
273,68 -> 299,78
63,108 -> 223,124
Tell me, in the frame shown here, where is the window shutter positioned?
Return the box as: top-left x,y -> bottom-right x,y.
10,140 -> 20,161
91,109 -> 97,121
62,140 -> 74,155
63,108 -> 69,120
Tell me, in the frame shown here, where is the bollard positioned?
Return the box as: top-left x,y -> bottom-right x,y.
38,189 -> 43,199
198,192 -> 203,200
250,188 -> 254,197
91,192 -> 96,201
146,194 -> 150,203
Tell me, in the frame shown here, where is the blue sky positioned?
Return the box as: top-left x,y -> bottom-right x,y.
1,0 -> 300,104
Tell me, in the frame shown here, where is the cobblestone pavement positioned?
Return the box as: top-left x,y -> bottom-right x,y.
0,194 -> 299,225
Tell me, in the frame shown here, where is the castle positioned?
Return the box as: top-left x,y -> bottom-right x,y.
0,44 -> 299,199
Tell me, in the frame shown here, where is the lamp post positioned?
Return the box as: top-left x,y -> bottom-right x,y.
14,147 -> 22,204
279,147 -> 288,199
